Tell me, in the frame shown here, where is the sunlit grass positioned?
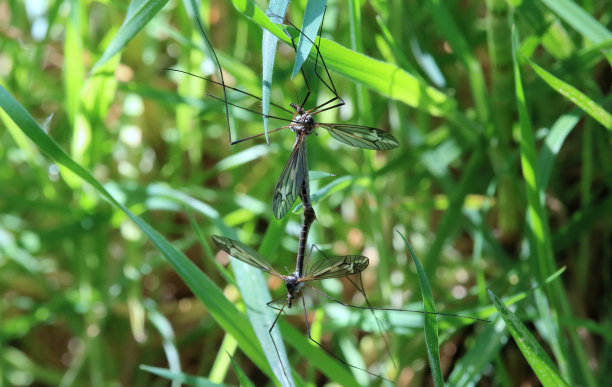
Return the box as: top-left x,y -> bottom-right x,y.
1,0 -> 611,386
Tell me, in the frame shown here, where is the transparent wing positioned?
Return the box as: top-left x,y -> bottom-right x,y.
301,255 -> 369,281
318,123 -> 399,150
212,235 -> 282,277
272,133 -> 308,219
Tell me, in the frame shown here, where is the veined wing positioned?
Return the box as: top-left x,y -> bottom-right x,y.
300,255 -> 369,281
272,133 -> 308,219
212,235 -> 282,277
318,123 -> 399,150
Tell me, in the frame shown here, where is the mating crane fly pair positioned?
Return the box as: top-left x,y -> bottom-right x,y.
168,10 -> 485,384
165,11 -> 399,220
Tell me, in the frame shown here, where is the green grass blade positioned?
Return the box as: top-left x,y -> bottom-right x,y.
0,84 -> 273,379
537,111 -> 581,190
261,0 -> 289,144
228,353 -> 256,387
487,290 -> 569,387
64,0 -> 84,124
291,0 -> 326,79
146,303 -> 181,387
230,258 -> 294,386
538,0 -> 612,44
527,59 -> 612,130
397,230 -> 444,387
447,318 -> 506,386
140,365 -> 232,387
92,0 -> 169,71
423,0 -> 489,123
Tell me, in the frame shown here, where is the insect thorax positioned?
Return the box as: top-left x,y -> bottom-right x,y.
285,273 -> 304,307
290,104 -> 316,135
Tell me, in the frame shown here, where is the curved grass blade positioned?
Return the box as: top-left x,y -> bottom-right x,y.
291,0 -> 327,79
145,303 -> 181,387
527,59 -> 612,130
140,365 -> 232,387
0,84 -> 274,379
487,290 -> 569,387
92,0 -> 169,71
397,230 -> 444,387
262,0 -> 290,144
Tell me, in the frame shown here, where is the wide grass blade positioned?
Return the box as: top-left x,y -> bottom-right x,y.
538,0 -> 612,45
92,0 -> 169,71
487,290 -> 569,387
527,60 -> 612,130
0,85 -> 274,379
397,230 -> 444,387
292,0 -> 327,79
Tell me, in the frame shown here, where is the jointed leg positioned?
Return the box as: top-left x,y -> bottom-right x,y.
300,294 -> 390,381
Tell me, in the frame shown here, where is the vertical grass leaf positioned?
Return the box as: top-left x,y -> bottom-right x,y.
397,230 -> 444,387
228,353 -> 256,387
487,290 -> 569,387
230,258 -> 294,387
92,0 -> 169,72
291,0 -> 326,79
527,60 -> 612,130
262,0 -> 289,144
145,304 -> 182,387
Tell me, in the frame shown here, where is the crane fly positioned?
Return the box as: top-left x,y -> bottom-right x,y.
165,11 -> 399,220
212,235 -> 489,382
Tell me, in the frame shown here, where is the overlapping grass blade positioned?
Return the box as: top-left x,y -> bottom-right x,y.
527,60 -> 612,130
397,230 -> 444,387
538,0 -> 612,45
292,0 -> 327,79
230,0 -> 460,120
487,290 -> 568,387
92,0 -> 169,71
0,85 -> 274,380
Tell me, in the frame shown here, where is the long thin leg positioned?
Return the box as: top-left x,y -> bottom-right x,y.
267,294 -> 289,313
268,300 -> 291,384
181,17 -> 299,146
193,15 -> 232,145
300,294 -> 390,381
347,274 -> 396,368
306,284 -> 490,322
165,68 -> 294,115
276,9 -> 345,109
280,22 -> 311,110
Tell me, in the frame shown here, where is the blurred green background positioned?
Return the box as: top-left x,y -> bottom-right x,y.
1,0 -> 611,386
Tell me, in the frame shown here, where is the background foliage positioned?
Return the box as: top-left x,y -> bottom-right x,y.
1,0 -> 611,386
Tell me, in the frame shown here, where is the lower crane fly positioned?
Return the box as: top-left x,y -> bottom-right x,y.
212,235 -> 489,382
165,12 -> 399,220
